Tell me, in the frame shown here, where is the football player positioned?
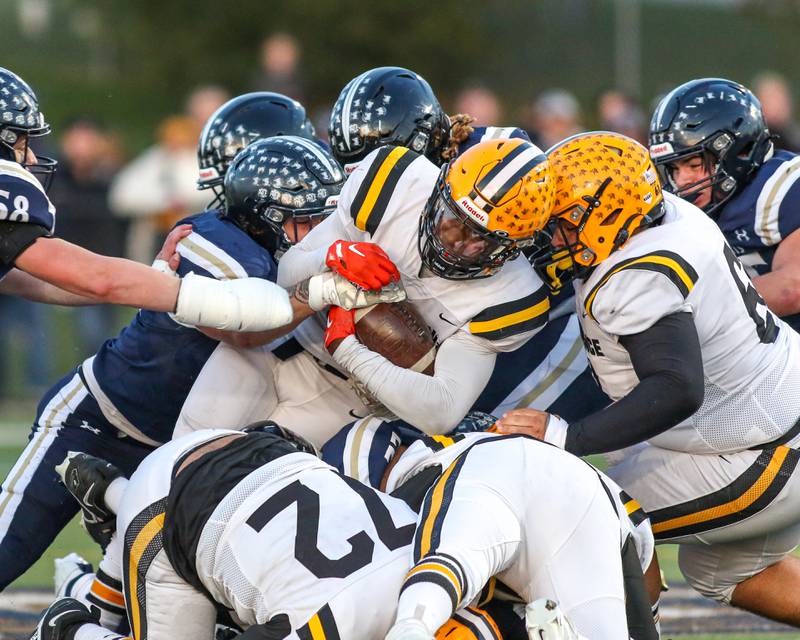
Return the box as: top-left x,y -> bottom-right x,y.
38,427 -> 512,640
0,131 -> 399,591
279,137 -> 553,442
327,65 -> 610,422
0,68 -> 292,330
323,416 -> 658,640
649,78 -> 800,331
503,132 -> 800,626
175,136 -> 554,446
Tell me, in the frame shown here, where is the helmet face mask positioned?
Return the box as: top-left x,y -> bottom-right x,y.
534,132 -> 664,291
649,78 -> 772,217
418,169 -> 521,279
418,138 -> 553,280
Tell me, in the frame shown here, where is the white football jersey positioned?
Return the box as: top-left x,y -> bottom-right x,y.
195,453 -> 417,638
294,146 -> 550,364
576,191 -> 800,453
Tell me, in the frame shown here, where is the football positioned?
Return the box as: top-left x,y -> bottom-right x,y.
354,301 -> 436,374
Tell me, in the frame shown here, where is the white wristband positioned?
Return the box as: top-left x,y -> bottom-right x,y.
174,272 -> 293,331
543,414 -> 569,449
151,258 -> 176,277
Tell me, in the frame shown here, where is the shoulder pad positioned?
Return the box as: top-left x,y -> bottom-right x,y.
585,250 -> 698,321
349,146 -> 420,235
469,286 -> 549,341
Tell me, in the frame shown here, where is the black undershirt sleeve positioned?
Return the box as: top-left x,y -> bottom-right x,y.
564,311 -> 705,456
0,221 -> 49,266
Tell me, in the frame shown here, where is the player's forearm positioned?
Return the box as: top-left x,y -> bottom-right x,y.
565,312 -> 704,455
277,210 -> 350,287
199,286 -> 315,347
332,333 -> 495,434
752,269 -> 800,316
0,268 -> 98,305
16,237 -> 180,309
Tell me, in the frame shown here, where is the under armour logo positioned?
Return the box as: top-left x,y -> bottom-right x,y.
734,228 -> 750,242
78,421 -> 101,435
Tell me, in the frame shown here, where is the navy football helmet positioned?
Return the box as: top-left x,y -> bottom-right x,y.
197,92 -> 316,205
223,136 -> 344,257
649,78 -> 773,216
328,66 -> 449,170
0,68 -> 57,188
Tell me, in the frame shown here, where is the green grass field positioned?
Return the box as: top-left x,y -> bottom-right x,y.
0,411 -> 794,638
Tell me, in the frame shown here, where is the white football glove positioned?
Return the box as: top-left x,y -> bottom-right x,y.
385,618 -> 434,640
307,271 -> 406,311
174,272 -> 293,331
525,599 -> 587,640
543,414 -> 570,449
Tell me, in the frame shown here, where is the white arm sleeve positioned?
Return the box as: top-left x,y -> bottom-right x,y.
331,331 -> 497,435
174,342 -> 278,437
276,206 -> 353,288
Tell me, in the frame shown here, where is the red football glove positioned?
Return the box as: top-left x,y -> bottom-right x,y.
325,240 -> 400,290
325,306 -> 356,352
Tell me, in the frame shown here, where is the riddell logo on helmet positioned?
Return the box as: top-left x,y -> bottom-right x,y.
649,142 -> 673,158
457,197 -> 488,226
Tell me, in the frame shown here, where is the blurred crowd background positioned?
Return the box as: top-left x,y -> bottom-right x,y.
0,0 -> 797,401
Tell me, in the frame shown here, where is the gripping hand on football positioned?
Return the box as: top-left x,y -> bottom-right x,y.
494,409 -> 570,448
307,271 -> 405,311
325,306 -> 356,353
325,240 -> 400,290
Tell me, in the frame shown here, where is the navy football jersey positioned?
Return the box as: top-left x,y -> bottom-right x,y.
82,210 -> 277,443
0,159 -> 56,277
717,149 -> 800,330
458,126 -> 530,154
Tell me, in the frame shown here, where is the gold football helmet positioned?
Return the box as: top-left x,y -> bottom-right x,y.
418,138 -> 554,279
533,131 -> 664,290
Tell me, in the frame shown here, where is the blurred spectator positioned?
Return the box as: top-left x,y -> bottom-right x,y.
452,85 -> 502,125
526,89 -> 582,150
185,84 -> 230,132
0,296 -> 51,396
110,114 -> 208,263
48,117 -> 126,353
597,89 -> 647,144
753,71 -> 800,152
251,32 -> 305,101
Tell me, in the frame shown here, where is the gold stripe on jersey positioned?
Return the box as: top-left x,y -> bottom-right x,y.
179,237 -> 240,280
124,501 -> 167,640
415,454 -> 469,557
469,287 -> 550,341
350,146 -> 417,235
405,562 -> 463,604
297,603 -> 340,640
649,446 -> 800,539
584,250 -> 699,321
435,607 -> 503,640
758,157 -> 800,245
513,332 -> 584,409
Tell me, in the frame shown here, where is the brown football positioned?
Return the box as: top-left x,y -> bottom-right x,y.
354,301 -> 436,375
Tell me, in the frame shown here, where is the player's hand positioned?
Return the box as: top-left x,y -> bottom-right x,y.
307,272 -> 406,311
30,597 -> 99,640
493,408 -> 550,439
325,306 -> 356,353
325,240 -> 400,290
155,223 -> 192,272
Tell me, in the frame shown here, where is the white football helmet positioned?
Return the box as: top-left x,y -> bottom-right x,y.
525,599 -> 587,640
